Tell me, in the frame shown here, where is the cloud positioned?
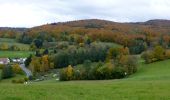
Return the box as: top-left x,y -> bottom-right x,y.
0,0 -> 170,27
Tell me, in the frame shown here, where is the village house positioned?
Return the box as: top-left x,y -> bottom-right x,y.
11,58 -> 26,64
0,58 -> 10,65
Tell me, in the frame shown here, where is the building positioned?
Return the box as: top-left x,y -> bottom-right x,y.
11,58 -> 26,64
0,58 -> 10,64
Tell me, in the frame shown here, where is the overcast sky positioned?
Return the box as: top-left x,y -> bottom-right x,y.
0,0 -> 170,27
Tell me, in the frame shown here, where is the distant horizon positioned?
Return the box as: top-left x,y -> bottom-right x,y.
1,18 -> 170,28
1,0 -> 170,27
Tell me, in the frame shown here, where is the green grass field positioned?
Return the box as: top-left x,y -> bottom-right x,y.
0,59 -> 170,100
0,69 -> 2,80
0,38 -> 30,50
0,51 -> 34,58
0,38 -> 34,58
0,38 -> 16,42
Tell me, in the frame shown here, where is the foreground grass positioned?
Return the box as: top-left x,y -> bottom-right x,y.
0,80 -> 170,100
0,51 -> 34,58
1,60 -> 170,100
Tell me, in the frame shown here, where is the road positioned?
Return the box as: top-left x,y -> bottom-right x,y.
19,64 -> 33,77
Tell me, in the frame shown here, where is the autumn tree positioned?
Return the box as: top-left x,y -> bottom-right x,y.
42,55 -> 50,71
154,45 -> 165,60
0,43 -> 9,50
12,64 -> 23,74
59,65 -> 74,81
29,57 -> 41,75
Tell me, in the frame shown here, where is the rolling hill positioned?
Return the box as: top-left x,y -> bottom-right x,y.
1,19 -> 170,36
30,19 -> 170,34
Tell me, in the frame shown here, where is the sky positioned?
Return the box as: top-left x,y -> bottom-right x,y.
0,0 -> 170,27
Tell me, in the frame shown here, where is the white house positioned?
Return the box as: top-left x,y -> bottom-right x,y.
12,58 -> 26,64
0,58 -> 10,64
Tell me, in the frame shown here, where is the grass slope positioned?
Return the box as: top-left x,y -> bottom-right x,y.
0,38 -> 34,58
1,60 -> 170,100
0,38 -> 30,50
0,51 -> 34,58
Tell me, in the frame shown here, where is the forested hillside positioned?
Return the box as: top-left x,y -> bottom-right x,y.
2,19 -> 170,54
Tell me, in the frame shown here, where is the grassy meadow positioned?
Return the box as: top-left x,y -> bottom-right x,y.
0,38 -> 34,58
0,51 -> 34,58
0,59 -> 170,100
0,38 -> 30,50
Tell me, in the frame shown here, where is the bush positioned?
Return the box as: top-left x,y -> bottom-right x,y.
96,63 -> 113,80
28,75 -> 35,80
1,65 -> 14,79
141,51 -> 155,63
59,57 -> 136,81
12,64 -> 23,74
129,39 -> 146,54
112,67 -> 126,79
24,77 -> 29,81
125,56 -> 138,74
73,69 -> 81,80
0,64 -> 5,69
118,55 -> 137,75
59,65 -> 74,81
142,46 -> 168,64
165,50 -> 170,59
154,46 -> 165,60
85,63 -> 102,80
83,60 -> 92,71
12,78 -> 25,84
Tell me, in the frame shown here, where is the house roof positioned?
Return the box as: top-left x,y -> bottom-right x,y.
0,58 -> 10,64
0,58 -> 8,61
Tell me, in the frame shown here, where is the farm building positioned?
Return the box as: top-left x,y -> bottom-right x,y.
11,58 -> 26,64
0,58 -> 10,64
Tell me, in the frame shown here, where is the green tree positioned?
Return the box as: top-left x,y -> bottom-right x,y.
1,65 -> 14,79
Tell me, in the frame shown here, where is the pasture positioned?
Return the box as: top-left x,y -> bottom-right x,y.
0,51 -> 34,58
0,59 -> 170,100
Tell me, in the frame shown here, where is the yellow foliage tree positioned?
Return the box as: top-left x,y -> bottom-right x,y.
12,64 -> 22,74
66,65 -> 74,80
29,57 -> 41,75
42,55 -> 49,71
0,43 -> 9,50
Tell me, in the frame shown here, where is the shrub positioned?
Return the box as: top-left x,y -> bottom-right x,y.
0,64 -> 5,69
12,78 -> 25,84
73,69 -> 81,80
112,67 -> 126,79
59,58 -> 136,81
83,60 -> 92,71
59,65 -> 74,81
1,64 -> 14,79
96,63 -> 114,80
142,46 -> 168,64
12,64 -> 23,74
118,55 -> 137,75
28,75 -> 35,80
24,77 -> 29,81
50,62 -> 54,69
129,39 -> 146,54
154,46 -> 165,60
165,50 -> 170,59
25,54 -> 32,67
125,56 -> 138,75
141,51 -> 155,63
86,63 -> 102,80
